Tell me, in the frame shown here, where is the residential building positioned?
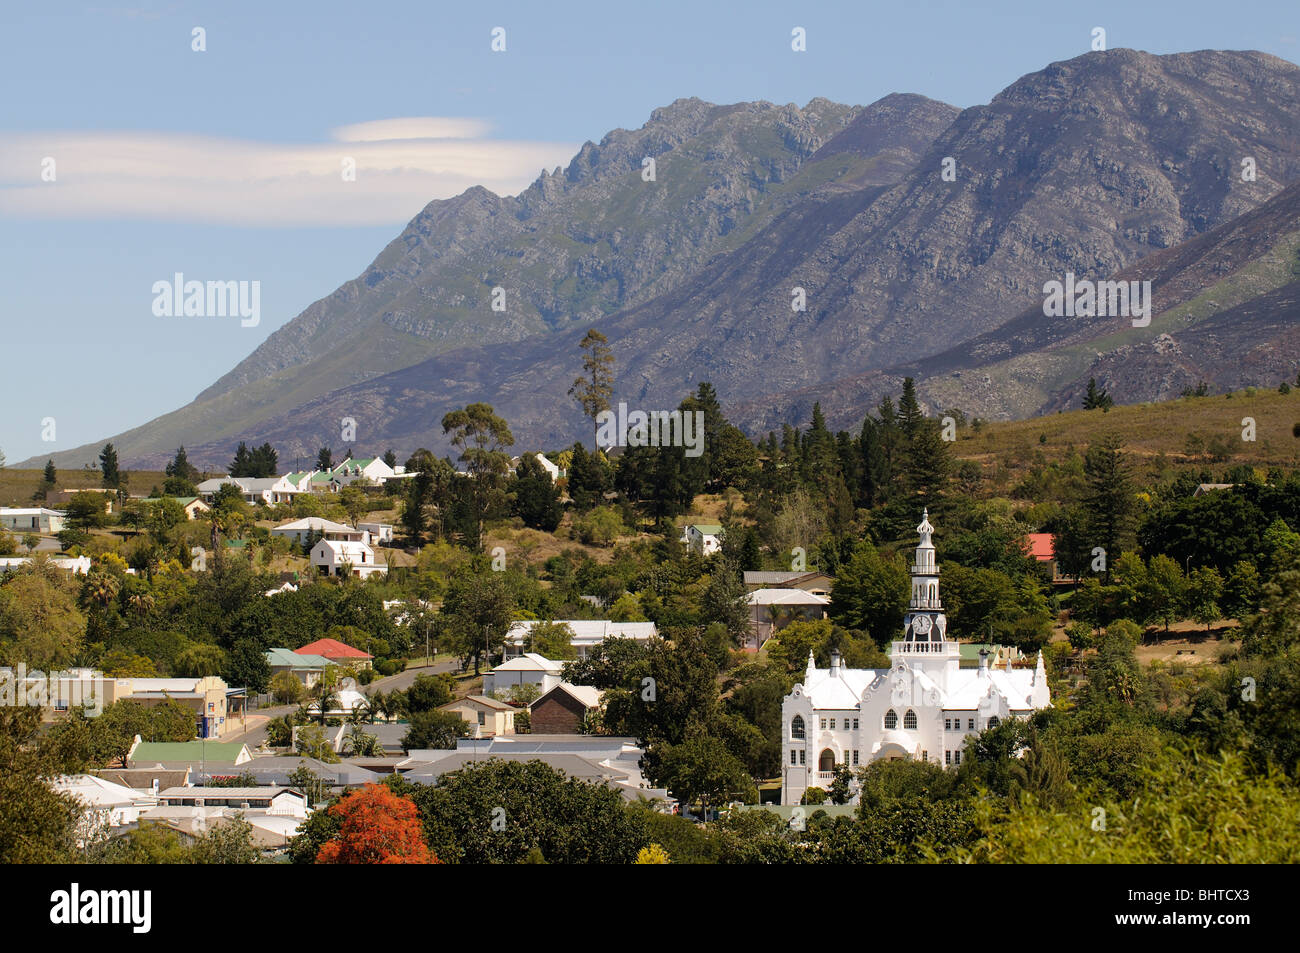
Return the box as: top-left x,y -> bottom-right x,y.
196,475 -> 304,505
270,517 -> 364,546
265,648 -> 335,688
357,521 -> 394,545
49,488 -> 116,514
138,496 -> 210,520
156,786 -> 307,818
295,638 -> 374,669
482,653 -> 565,696
743,570 -> 834,597
439,695 -> 516,737
120,676 -> 244,738
128,740 -> 253,766
96,768 -> 192,794
747,588 -> 831,647
6,670 -> 244,737
310,537 -> 386,578
0,555 -> 92,575
502,620 -> 657,660
529,683 -> 603,734
1193,482 -> 1236,497
680,522 -> 723,555
0,507 -> 66,533
332,456 -> 396,486
182,757 -> 382,789
515,452 -> 563,482
142,787 -> 309,847
52,775 -> 159,840
1023,532 -> 1069,584
780,511 -> 1051,805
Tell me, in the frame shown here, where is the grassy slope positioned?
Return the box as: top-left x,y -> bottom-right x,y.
0,470 -> 170,508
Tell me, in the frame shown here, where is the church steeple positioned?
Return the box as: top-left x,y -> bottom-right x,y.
905,509 -> 946,643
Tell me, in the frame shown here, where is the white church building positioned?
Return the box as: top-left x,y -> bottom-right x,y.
781,510 -> 1051,804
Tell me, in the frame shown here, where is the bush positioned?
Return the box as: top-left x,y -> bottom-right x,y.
574,506 -> 625,547
801,787 -> 828,805
269,671 -> 305,705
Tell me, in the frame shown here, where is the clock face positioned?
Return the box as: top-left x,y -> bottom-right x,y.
912,615 -> 932,635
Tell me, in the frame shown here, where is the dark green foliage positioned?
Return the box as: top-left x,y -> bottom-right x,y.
400,710 -> 469,751
409,760 -> 649,864
510,453 -> 563,531
229,441 -> 278,478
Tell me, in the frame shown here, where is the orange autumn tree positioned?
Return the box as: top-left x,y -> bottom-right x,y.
316,783 -> 438,864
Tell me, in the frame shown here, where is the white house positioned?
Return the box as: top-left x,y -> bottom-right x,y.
197,476 -> 303,505
502,620 -> 658,660
516,452 -> 562,483
681,523 -> 723,555
51,774 -> 159,841
155,786 -> 307,819
270,517 -> 365,546
482,653 -> 566,696
780,511 -> 1051,805
0,555 -> 92,575
310,538 -> 386,578
332,456 -> 396,486
0,507 -> 66,533
357,521 -> 394,545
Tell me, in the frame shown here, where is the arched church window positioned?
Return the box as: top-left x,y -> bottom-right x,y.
791,715 -> 805,740
904,709 -> 918,730
988,716 -> 1000,729
884,709 -> 898,730
818,749 -> 836,772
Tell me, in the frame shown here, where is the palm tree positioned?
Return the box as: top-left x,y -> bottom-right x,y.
309,679 -> 339,726
127,592 -> 155,617
86,569 -> 119,608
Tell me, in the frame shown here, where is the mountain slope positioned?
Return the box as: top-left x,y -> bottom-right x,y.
911,178 -> 1300,419
39,48 -> 1300,467
46,94 -> 955,470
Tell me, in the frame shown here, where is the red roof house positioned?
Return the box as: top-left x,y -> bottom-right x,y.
1024,533 -> 1055,561
295,638 -> 373,667
1023,533 -> 1070,584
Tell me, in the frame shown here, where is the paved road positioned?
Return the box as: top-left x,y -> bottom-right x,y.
224,656 -> 463,749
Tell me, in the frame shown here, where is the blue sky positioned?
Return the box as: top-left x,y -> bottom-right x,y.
2,0 -> 1297,464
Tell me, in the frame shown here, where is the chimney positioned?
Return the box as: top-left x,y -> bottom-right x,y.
978,649 -> 989,677
829,649 -> 841,675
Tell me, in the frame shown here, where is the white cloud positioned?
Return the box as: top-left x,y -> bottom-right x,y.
332,117 -> 492,142
0,120 -> 578,226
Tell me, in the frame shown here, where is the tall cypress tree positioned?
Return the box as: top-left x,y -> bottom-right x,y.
1082,435 -> 1134,577
99,443 -> 121,489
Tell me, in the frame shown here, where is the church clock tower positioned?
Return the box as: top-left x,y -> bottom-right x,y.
905,509 -> 946,643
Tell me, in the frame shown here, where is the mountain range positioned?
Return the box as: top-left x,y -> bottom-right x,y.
31,47 -> 1300,469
